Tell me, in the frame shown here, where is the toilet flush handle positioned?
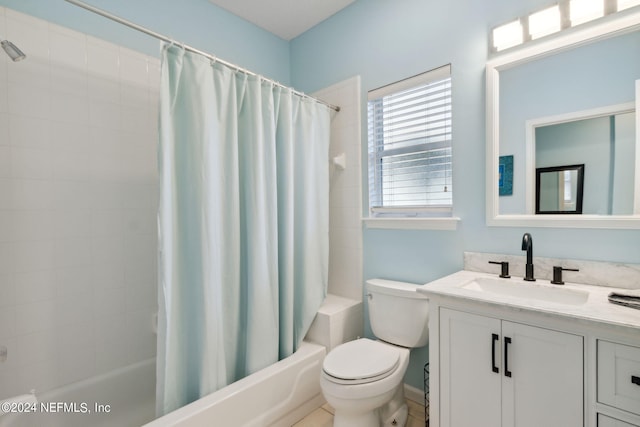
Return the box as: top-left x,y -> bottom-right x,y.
366,293 -> 373,300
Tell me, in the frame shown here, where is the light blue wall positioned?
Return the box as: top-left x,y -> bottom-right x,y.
0,0 -> 291,84
536,117 -> 611,215
499,31 -> 640,214
290,0 -> 640,389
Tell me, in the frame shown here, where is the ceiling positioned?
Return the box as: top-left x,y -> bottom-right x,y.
208,0 -> 356,40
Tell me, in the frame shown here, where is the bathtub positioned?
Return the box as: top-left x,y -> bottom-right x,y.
0,358 -> 156,427
144,340 -> 327,427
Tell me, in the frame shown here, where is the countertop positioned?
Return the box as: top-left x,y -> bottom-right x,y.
418,270 -> 640,330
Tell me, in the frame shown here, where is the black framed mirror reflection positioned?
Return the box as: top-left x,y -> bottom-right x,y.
536,164 -> 585,214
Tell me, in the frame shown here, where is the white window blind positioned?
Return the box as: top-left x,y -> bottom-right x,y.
367,64 -> 452,217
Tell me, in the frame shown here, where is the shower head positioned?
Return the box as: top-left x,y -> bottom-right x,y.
1,40 -> 26,62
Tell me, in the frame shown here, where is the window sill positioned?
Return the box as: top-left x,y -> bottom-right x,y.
363,217 -> 461,231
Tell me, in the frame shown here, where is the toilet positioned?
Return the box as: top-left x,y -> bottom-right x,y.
320,279 -> 429,427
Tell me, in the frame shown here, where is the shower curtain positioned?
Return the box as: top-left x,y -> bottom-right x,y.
156,44 -> 330,416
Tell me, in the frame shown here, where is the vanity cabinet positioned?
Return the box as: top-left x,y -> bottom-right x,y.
598,415 -> 640,427
439,308 -> 583,427
597,340 -> 640,426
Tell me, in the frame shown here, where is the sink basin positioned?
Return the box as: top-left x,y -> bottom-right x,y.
462,277 -> 589,306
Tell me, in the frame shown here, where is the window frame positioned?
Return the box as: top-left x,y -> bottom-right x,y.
366,64 -> 455,220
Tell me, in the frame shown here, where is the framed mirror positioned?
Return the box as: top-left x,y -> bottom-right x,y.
536,164 -> 584,214
486,8 -> 640,228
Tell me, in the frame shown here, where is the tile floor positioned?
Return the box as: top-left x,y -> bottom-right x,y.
293,399 -> 427,426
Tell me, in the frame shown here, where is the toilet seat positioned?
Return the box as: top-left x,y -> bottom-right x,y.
322,338 -> 400,385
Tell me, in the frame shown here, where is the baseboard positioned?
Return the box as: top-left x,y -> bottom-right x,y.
404,383 -> 425,405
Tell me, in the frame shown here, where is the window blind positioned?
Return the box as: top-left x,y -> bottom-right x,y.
367,65 -> 453,216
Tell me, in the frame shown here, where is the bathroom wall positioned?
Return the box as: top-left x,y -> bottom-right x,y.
289,0 -> 640,390
0,7 -> 158,399
314,76 -> 363,301
0,0 -> 290,86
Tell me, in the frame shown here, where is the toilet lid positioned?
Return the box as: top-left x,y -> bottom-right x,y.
323,338 -> 400,382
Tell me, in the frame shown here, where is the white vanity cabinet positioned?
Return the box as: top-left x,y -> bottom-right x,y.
597,340 -> 640,426
439,308 -> 583,427
420,270 -> 640,427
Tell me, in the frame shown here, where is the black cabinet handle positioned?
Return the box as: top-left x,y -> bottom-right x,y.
632,376 -> 640,386
504,337 -> 512,377
492,334 -> 499,373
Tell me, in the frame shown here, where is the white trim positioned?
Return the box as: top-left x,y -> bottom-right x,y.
404,383 -> 426,405
487,214 -> 640,229
363,217 -> 460,230
368,64 -> 451,100
486,8 -> 640,229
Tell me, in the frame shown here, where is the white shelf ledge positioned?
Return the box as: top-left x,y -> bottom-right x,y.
363,217 -> 460,231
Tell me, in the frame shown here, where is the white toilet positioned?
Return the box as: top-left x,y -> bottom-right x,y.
320,279 -> 429,427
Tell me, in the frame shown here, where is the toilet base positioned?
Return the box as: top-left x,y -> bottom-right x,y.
380,384 -> 408,426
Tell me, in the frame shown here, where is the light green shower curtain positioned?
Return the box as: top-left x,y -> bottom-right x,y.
156,44 -> 330,416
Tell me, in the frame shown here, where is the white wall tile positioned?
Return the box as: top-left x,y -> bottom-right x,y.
51,210 -> 92,239
49,25 -> 87,70
15,359 -> 57,396
315,76 -> 363,301
49,121 -> 89,153
0,306 -> 16,340
94,287 -> 126,317
53,238 -> 92,268
9,115 -> 49,149
13,240 -> 55,273
89,100 -> 122,129
0,114 -> 9,146
14,300 -> 55,335
8,83 -> 50,119
119,49 -> 148,87
0,146 -> 10,178
50,91 -> 89,125
14,331 -> 56,368
13,210 -> 54,242
0,211 -> 13,242
0,274 -> 15,308
53,291 -> 92,327
0,8 -> 158,400
55,322 -> 95,385
10,146 -> 51,179
51,150 -> 92,181
125,309 -> 156,362
87,36 -> 119,80
55,266 -> 92,297
95,314 -> 128,374
14,270 -> 56,305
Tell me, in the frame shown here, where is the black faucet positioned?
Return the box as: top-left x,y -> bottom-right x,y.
521,233 -> 535,281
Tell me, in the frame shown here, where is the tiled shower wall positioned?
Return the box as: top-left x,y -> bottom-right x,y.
314,76 -> 363,301
0,8 -> 159,399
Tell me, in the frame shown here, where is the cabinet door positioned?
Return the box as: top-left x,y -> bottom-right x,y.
440,308 -> 502,427
501,321 -> 583,427
598,414 -> 640,427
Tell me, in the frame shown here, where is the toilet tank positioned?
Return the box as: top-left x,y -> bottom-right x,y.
366,279 -> 429,348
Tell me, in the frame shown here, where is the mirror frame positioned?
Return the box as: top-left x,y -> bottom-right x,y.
535,164 -> 584,214
486,8 -> 640,229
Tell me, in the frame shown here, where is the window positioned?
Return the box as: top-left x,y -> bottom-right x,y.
367,64 -> 452,218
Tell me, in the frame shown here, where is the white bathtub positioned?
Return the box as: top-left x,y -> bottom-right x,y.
145,341 -> 327,427
0,358 -> 156,427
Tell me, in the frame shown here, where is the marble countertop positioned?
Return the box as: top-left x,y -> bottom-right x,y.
418,270 -> 640,330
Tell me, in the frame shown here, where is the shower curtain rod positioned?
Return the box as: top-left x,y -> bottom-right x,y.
64,0 -> 340,112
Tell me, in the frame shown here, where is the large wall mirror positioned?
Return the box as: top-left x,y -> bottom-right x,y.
486,9 -> 640,228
